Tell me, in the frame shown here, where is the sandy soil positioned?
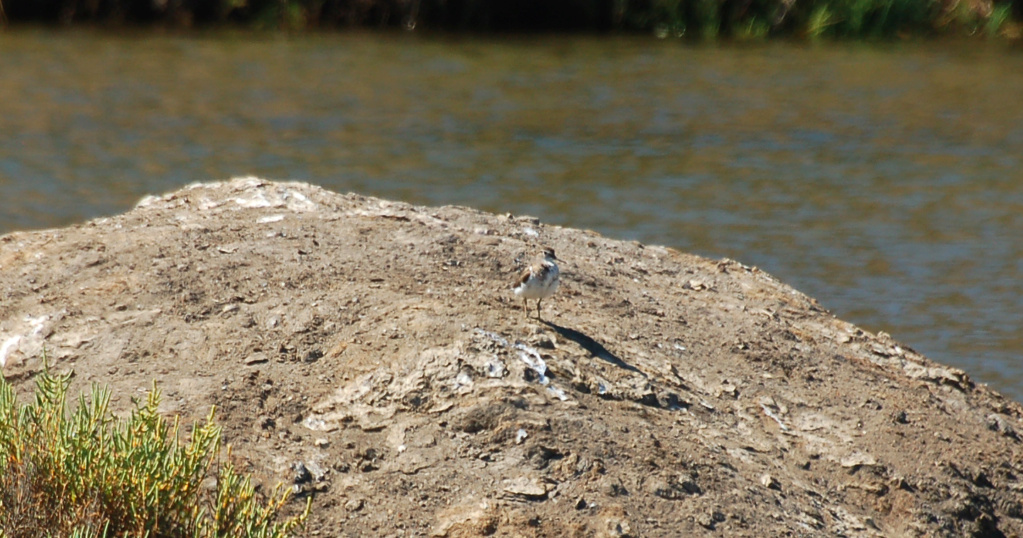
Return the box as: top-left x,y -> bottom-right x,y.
2,177 -> 1022,537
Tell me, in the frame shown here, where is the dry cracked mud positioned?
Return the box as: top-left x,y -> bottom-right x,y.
2,177 -> 1022,537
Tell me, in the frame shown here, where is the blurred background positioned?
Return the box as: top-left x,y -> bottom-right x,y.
0,23 -> 1021,401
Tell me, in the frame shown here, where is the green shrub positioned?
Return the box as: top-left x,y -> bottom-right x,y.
985,3 -> 1012,36
807,4 -> 837,37
0,367 -> 309,538
735,16 -> 771,39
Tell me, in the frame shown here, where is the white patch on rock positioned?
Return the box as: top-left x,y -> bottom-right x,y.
0,335 -> 21,368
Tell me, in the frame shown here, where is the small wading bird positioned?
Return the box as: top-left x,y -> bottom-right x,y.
514,247 -> 560,320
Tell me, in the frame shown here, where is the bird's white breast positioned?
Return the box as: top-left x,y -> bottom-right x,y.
515,261 -> 559,299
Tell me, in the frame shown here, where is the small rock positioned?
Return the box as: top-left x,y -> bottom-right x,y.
503,477 -> 550,499
987,413 -> 1019,439
293,462 -> 312,485
604,479 -> 629,497
314,438 -> 330,448
760,474 -> 781,490
244,353 -> 268,365
516,428 -> 528,444
345,498 -> 364,512
696,511 -> 726,530
683,279 -> 708,291
293,460 -> 328,483
679,479 -> 702,495
256,415 -> 275,430
646,478 -> 669,496
840,452 -> 877,469
601,514 -> 632,537
485,357 -> 506,378
535,334 -> 556,349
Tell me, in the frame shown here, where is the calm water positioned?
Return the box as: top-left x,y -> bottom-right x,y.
1,30 -> 1022,401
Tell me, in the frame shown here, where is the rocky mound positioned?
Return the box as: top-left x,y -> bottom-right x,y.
2,177 -> 1022,537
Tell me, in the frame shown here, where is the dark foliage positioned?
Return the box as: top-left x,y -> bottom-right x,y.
0,0 -> 1018,38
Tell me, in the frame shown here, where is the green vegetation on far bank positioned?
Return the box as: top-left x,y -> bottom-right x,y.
0,366 -> 308,538
0,0 -> 1020,39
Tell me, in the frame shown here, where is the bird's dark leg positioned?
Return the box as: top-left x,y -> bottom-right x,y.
536,298 -> 543,320
522,298 -> 528,318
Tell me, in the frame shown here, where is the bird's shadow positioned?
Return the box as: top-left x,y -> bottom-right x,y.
541,320 -> 645,377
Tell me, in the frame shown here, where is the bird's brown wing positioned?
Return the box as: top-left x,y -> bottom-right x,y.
517,266 -> 534,287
